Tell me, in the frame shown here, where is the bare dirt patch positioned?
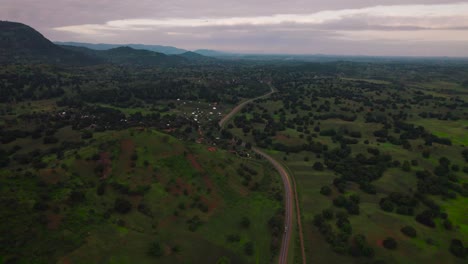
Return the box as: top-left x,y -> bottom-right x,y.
187,154 -> 203,172
39,168 -> 66,184
98,152 -> 112,179
47,212 -> 63,230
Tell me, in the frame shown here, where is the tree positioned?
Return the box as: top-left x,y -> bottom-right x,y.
240,217 -> 251,228
402,161 -> 411,172
148,241 -> 163,257
81,130 -> 93,139
114,198 -> 132,214
244,242 -> 254,256
313,161 -> 324,171
383,237 -> 397,249
450,239 -> 467,258
400,226 -> 417,238
320,186 -> 332,196
415,210 -> 435,228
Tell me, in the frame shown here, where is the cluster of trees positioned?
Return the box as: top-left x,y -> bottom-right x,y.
313,209 -> 376,257
379,192 -> 418,216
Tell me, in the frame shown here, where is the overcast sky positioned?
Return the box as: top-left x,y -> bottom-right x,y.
2,0 -> 468,56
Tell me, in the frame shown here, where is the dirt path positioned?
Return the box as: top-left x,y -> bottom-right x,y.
218,84 -> 275,128
219,84 -> 306,264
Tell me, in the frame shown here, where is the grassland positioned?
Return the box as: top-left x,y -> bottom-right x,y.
226,77 -> 468,263
0,128 -> 282,264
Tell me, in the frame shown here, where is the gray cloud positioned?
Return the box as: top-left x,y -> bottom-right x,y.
2,0 -> 468,56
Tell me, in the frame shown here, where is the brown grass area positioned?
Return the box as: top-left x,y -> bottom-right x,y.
159,215 -> 178,228
47,212 -> 63,230
118,139 -> 135,171
39,168 -> 66,184
98,152 -> 112,179
200,195 -> 220,215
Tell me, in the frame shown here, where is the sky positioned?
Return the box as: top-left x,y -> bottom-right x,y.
2,0 -> 468,56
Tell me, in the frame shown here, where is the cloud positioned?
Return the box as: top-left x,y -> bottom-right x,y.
4,0 -> 467,56
54,2 -> 468,34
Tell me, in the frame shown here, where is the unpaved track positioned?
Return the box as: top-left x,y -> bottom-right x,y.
218,85 -> 275,128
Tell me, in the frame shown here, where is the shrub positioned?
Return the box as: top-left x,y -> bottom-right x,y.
148,241 -> 163,257
114,198 -> 132,214
244,242 -> 254,256
240,217 -> 251,228
320,186 -> 332,196
313,162 -> 324,171
383,237 -> 397,249
450,239 -> 467,258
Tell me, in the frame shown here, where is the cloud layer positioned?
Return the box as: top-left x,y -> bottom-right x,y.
2,0 -> 468,56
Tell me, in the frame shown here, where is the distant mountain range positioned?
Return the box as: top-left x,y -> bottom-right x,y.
54,41 -> 188,55
55,42 -> 234,57
0,21 -> 101,65
0,21 -> 216,66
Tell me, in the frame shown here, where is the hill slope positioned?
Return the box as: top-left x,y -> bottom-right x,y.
0,21 -> 100,65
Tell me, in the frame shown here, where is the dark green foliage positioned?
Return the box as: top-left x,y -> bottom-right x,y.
320,186 -> 332,196
187,215 -> 203,231
383,237 -> 397,250
402,161 -> 411,172
415,210 -> 436,228
450,239 -> 467,258
114,198 -> 132,214
43,136 -> 59,144
81,130 -> 93,139
68,191 -> 86,206
349,234 -> 374,258
244,242 -> 254,256
240,217 -> 251,228
313,161 -> 324,171
401,226 -> 417,237
148,241 -> 163,257
226,234 -> 241,243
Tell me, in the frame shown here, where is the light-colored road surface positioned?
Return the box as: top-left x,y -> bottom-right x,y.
218,84 -> 306,264
218,84 -> 275,128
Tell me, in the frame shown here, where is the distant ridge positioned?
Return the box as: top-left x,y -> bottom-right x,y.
0,21 -> 101,65
194,49 -> 234,57
0,21 -> 217,66
55,41 -> 188,55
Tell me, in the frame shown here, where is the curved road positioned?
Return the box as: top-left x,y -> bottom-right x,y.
253,147 -> 294,264
218,84 -> 275,128
218,84 -> 306,264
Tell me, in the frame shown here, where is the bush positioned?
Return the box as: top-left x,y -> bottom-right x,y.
450,239 -> 467,258
313,162 -> 324,171
114,198 -> 132,214
68,191 -> 86,206
43,136 -> 59,144
401,226 -> 417,238
240,217 -> 250,228
383,237 -> 397,249
244,242 -> 254,256
415,210 -> 435,228
148,241 -> 163,257
320,186 -> 332,196
379,198 -> 394,212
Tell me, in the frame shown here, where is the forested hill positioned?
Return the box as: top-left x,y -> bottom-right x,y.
0,21 -> 213,66
0,21 -> 101,65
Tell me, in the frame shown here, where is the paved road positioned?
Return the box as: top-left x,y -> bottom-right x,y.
218,84 -> 306,264
218,84 -> 275,128
252,147 -> 294,264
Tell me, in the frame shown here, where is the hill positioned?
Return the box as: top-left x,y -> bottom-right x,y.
1,21 -> 216,67
0,21 -> 100,65
55,41 -> 188,55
